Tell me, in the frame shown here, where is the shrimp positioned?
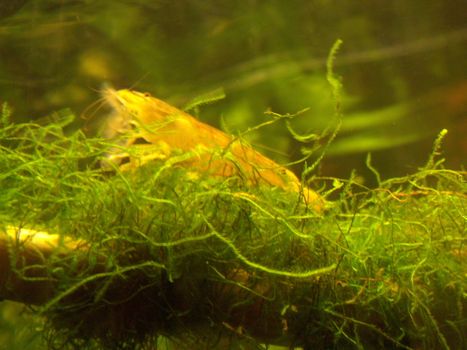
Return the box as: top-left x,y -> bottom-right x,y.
102,87 -> 324,211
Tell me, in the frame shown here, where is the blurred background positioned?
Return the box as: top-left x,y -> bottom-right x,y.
0,0 -> 466,348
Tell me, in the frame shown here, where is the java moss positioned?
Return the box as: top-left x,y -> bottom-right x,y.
0,103 -> 465,350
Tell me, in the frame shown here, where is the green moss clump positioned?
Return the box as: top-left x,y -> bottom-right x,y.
0,107 -> 465,349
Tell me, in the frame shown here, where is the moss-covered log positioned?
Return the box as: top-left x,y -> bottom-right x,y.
0,112 -> 465,349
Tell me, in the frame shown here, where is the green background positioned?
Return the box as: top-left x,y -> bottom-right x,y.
1,1 -> 466,349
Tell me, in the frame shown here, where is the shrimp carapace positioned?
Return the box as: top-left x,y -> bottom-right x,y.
102,88 -> 324,211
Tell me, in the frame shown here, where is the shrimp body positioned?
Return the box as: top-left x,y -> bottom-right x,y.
103,88 -> 323,210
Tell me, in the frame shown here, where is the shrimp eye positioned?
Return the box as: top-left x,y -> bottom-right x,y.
133,137 -> 151,145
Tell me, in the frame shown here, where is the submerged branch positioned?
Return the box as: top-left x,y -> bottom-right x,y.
0,105 -> 465,349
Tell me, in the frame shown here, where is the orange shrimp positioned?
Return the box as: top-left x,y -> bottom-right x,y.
102,88 -> 323,211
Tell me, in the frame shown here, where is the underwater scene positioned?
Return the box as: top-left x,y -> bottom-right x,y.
0,1 -> 466,349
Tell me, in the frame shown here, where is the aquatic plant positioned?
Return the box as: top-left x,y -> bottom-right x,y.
0,89 -> 465,350
0,40 -> 465,350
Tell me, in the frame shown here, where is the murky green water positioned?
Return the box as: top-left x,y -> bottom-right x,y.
1,2 -> 466,349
